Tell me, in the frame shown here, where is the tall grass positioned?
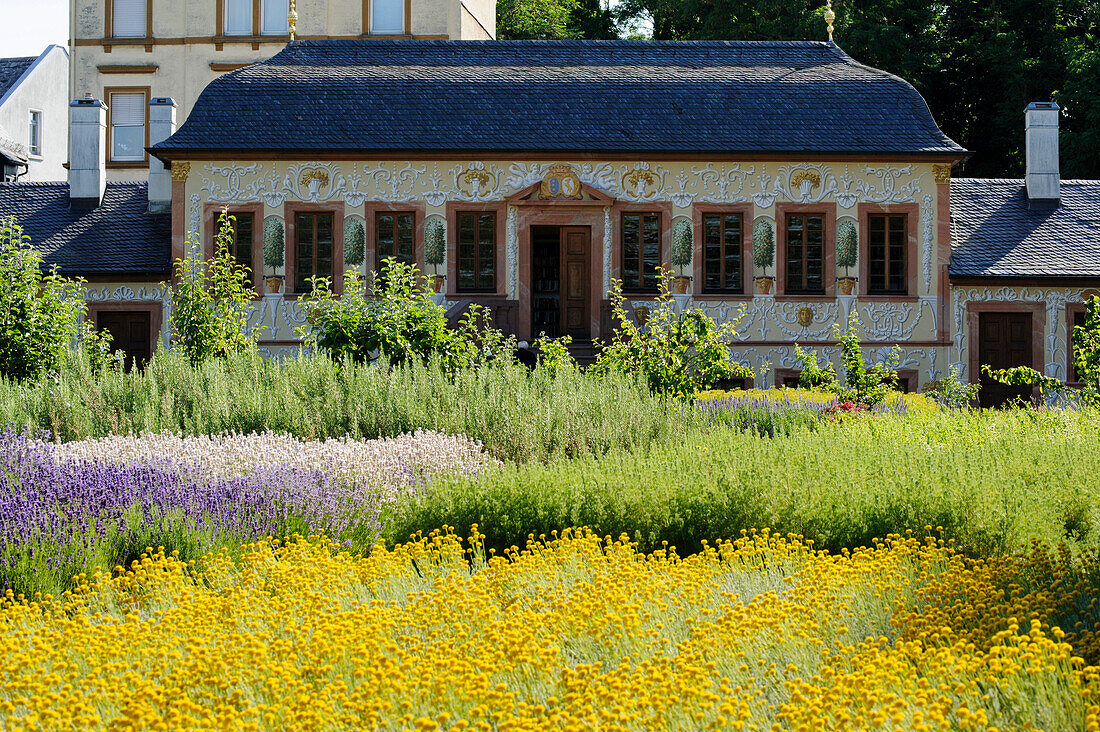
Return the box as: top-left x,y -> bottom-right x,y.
385,407 -> 1100,557
0,350 -> 687,463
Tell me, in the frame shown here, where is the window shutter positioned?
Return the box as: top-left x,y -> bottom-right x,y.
371,0 -> 404,34
112,0 -> 147,38
225,0 -> 251,34
262,0 -> 288,34
111,93 -> 145,127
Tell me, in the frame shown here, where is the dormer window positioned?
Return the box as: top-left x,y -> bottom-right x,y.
370,0 -> 406,34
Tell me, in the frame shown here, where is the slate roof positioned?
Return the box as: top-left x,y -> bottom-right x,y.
153,39 -> 965,158
950,178 -> 1100,278
0,182 -> 171,276
0,124 -> 28,166
0,56 -> 34,100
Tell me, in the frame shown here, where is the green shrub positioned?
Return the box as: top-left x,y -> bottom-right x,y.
922,366 -> 981,408
592,268 -> 754,399
795,312 -> 899,406
385,407 -> 1100,558
0,349 -> 686,463
0,218 -> 87,382
170,210 -> 257,365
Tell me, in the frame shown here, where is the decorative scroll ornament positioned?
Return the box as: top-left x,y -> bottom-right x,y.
693,163 -> 753,203
539,164 -> 582,199
200,163 -> 266,202
171,162 -> 191,182
855,165 -> 923,203
922,194 -> 934,293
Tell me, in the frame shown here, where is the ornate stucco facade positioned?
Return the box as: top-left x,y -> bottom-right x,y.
167,157 -> 958,388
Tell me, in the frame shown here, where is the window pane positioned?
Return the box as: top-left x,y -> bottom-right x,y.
477,214 -> 495,245
642,214 -> 660,291
111,125 -> 144,162
111,92 -> 145,126
377,214 -> 395,261
29,112 -> 41,156
112,0 -> 146,37
622,214 -> 639,290
262,0 -> 289,34
317,214 -> 333,244
805,216 -> 823,293
233,214 -> 254,271
371,0 -> 405,33
397,214 -> 415,263
225,0 -> 251,34
724,215 -> 741,291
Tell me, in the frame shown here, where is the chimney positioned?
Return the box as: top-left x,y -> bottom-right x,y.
1025,102 -> 1060,207
69,94 -> 107,206
147,97 -> 178,212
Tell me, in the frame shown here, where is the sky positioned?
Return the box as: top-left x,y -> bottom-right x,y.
0,0 -> 69,58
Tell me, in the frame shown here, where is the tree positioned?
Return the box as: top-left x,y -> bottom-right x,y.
169,210 -> 257,365
0,218 -> 86,382
498,0 -> 580,39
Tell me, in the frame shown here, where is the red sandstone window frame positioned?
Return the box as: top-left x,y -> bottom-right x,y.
858,203 -> 919,298
284,202 -> 345,297
203,202 -> 264,295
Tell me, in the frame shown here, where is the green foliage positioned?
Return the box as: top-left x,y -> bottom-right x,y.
794,312 -> 899,407
300,261 -> 462,370
592,268 -> 754,400
608,0 -> 1100,179
835,219 -> 858,271
752,219 -> 774,272
77,320 -> 123,374
452,304 -> 519,370
424,218 -> 446,269
671,219 -> 693,269
533,333 -> 577,376
262,217 -> 284,270
0,349 -> 686,463
344,218 -> 366,267
922,366 -> 981,409
984,296 -> 1100,407
0,217 -> 87,382
170,211 -> 258,366
498,0 -> 579,38
386,407 -> 1100,558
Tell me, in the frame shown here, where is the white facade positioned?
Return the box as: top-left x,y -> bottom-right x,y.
70,0 -> 497,181
0,46 -> 71,182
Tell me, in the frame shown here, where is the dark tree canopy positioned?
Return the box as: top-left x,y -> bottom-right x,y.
497,0 -> 1100,179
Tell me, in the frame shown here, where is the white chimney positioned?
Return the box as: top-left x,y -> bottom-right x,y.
69,94 -> 107,206
1025,101 -> 1060,206
148,97 -> 178,212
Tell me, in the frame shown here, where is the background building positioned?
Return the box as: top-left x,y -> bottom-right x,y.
0,46 -> 71,182
70,0 -> 497,181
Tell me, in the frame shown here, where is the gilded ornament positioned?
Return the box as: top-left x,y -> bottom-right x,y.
790,170 -> 821,190
797,306 -> 814,327
622,168 -> 657,197
298,168 -> 330,187
170,162 -> 191,182
539,164 -> 582,199
824,0 -> 836,42
933,164 -> 952,185
287,0 -> 297,41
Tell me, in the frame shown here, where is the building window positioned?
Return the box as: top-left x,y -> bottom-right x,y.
867,214 -> 907,295
702,213 -> 743,293
784,213 -> 825,295
262,0 -> 289,34
376,211 -> 415,271
111,0 -> 147,38
622,212 -> 661,293
28,111 -> 41,157
224,0 -> 251,34
225,212 -> 255,274
294,212 -> 334,293
457,212 -> 496,293
108,90 -> 147,163
370,0 -> 405,34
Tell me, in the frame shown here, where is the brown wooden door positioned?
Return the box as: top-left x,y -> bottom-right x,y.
560,227 -> 591,339
97,310 -> 152,371
978,312 -> 1033,408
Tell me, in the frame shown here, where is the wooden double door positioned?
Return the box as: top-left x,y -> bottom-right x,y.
978,311 -> 1034,408
96,310 -> 152,371
530,226 -> 591,340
